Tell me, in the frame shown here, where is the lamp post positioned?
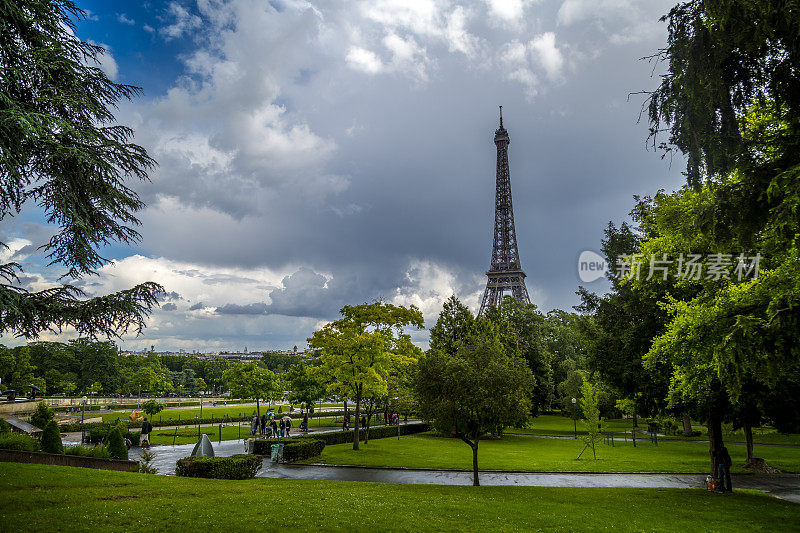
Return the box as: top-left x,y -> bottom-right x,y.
571,397 -> 577,439
138,385 -> 141,409
200,391 -> 203,418
80,395 -> 88,444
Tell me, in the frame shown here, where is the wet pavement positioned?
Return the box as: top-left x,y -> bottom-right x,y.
125,438 -> 800,503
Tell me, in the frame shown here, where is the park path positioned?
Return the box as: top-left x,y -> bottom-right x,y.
126,438 -> 800,504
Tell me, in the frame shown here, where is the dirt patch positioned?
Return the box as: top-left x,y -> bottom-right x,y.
743,458 -> 781,474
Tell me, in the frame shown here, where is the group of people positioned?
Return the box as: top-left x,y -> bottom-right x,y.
250,413 -> 292,438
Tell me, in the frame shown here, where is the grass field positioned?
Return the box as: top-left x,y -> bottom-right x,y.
148,422 -> 342,445
312,433 -> 800,473
0,463 -> 797,532
512,415 -> 800,446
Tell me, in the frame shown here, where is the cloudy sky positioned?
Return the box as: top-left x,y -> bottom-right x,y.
3,0 -> 687,352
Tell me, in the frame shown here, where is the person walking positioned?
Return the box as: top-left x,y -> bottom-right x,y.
279,418 -> 285,438
715,446 -> 733,493
250,415 -> 258,436
260,414 -> 267,435
285,418 -> 291,436
301,413 -> 308,432
140,417 -> 153,448
270,419 -> 278,438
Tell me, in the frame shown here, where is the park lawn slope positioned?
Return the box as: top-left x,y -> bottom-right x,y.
0,463 -> 798,532
314,433 -> 800,473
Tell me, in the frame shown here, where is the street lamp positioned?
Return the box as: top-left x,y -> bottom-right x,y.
138,385 -> 141,409
80,395 -> 88,444
199,391 -> 204,418
571,397 -> 577,439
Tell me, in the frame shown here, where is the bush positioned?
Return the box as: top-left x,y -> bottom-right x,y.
175,454 -> 262,479
138,448 -> 157,474
0,432 -> 41,452
0,418 -> 10,433
30,401 -> 54,430
124,431 -> 140,447
40,420 -> 64,454
249,438 -> 324,461
107,425 -> 128,460
64,445 -> 112,459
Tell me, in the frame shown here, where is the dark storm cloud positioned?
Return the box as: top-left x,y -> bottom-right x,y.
188,301 -> 205,310
215,302 -> 269,315
162,302 -> 178,311
157,291 -> 182,302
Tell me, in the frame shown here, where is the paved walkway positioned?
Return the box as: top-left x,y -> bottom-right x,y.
125,438 -> 800,503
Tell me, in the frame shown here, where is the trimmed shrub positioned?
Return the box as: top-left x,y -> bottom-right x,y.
0,432 -> 41,452
64,445 -> 112,459
0,418 -> 10,433
30,401 -> 54,430
175,454 -> 262,479
124,430 -> 140,447
249,438 -> 324,461
107,425 -> 128,460
41,420 -> 64,454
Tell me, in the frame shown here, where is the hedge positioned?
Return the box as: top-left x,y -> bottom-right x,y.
250,438 -> 325,462
175,454 -> 262,479
0,432 -> 40,452
64,445 -> 112,459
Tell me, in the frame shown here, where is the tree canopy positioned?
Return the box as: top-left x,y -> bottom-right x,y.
308,302 -> 424,450
0,0 -> 162,340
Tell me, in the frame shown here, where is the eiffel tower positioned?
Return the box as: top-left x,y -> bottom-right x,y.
478,107 -> 531,315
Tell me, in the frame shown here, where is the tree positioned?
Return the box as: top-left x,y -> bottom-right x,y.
40,420 -> 63,454
577,379 -> 602,460
429,296 -> 476,355
285,363 -> 325,412
308,302 -> 424,450
195,378 -> 207,393
30,400 -> 54,429
74,340 -> 120,394
415,328 -> 535,486
106,424 -> 128,460
0,0 -> 163,339
222,362 -> 280,418
141,399 -> 164,421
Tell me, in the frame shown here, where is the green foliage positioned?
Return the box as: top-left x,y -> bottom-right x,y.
0,0 -> 163,339
137,448 -> 157,474
250,438 -> 325,462
29,401 -> 54,430
429,295 -> 476,355
578,379 -> 602,460
141,400 -> 165,420
175,454 -> 262,479
106,425 -> 128,460
40,420 -> 63,454
0,432 -> 40,452
0,418 -> 10,433
309,302 -> 424,450
63,445 -> 111,458
260,352 -> 302,372
285,362 -> 325,410
415,322 -> 535,485
222,362 -> 280,417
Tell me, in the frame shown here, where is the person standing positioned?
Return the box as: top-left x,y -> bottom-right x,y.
251,415 -> 258,436
285,418 -> 291,437
302,413 -> 308,432
260,414 -> 267,435
140,417 -> 153,448
270,419 -> 278,438
279,418 -> 285,438
716,446 -> 733,493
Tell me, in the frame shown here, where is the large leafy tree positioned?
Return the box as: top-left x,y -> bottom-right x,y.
0,0 -> 162,339
222,362 -> 280,418
415,324 -> 534,486
638,0 -> 800,471
308,302 -> 424,450
285,362 -> 325,412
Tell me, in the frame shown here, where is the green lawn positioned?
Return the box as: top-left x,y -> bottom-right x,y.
313,433 -> 800,473
0,463 -> 797,532
148,423 -> 342,446
96,404 -> 325,423
512,415 -> 800,446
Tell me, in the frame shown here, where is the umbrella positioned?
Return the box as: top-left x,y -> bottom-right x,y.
282,416 -> 292,422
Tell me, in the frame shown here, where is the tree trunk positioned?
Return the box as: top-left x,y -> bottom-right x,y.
256,398 -> 260,418
744,422 -> 754,462
353,390 -> 361,451
633,412 -> 638,428
707,410 -> 724,477
471,439 -> 480,486
682,413 -> 692,436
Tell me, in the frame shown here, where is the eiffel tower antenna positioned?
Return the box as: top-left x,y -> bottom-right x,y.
478,107 -> 531,315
